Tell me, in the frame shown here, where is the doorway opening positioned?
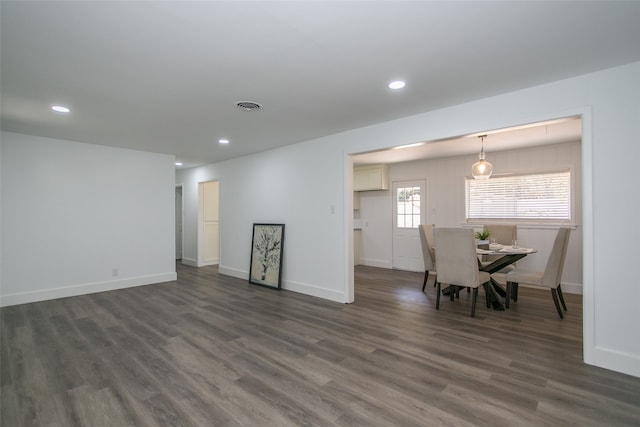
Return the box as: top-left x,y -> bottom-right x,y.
175,185 -> 183,260
347,112 -> 589,359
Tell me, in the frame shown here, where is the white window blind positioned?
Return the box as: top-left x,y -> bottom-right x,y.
466,171 -> 571,221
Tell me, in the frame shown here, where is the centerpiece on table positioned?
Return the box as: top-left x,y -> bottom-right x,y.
474,230 -> 491,249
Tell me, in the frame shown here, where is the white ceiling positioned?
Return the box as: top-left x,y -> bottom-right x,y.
2,2 -> 639,169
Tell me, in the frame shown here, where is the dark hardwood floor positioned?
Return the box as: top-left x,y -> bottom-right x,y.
2,263 -> 640,426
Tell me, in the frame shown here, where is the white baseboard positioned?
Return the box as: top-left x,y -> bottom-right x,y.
393,266 -> 423,273
282,280 -> 347,303
199,261 -> 219,267
181,258 -> 198,267
360,258 -> 393,269
217,266 -> 347,303
516,281 -> 582,295
199,257 -> 219,267
591,346 -> 640,378
561,282 -> 582,295
0,272 -> 177,307
218,265 -> 247,280
356,263 -> 584,295
180,257 -> 218,268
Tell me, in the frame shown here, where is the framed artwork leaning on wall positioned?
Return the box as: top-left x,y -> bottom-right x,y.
249,223 -> 284,289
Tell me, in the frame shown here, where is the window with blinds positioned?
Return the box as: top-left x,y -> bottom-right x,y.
466,170 -> 571,222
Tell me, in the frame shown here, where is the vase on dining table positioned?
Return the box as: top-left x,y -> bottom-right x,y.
476,239 -> 490,249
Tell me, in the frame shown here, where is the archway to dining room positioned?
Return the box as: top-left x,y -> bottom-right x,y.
346,113 -> 588,345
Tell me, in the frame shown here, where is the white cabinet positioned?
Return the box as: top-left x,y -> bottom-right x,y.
354,164 -> 389,191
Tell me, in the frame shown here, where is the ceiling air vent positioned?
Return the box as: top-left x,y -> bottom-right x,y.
235,101 -> 262,111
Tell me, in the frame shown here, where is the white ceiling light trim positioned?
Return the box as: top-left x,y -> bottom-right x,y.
218,139 -> 229,144
393,142 -> 424,150
51,105 -> 70,113
388,80 -> 406,90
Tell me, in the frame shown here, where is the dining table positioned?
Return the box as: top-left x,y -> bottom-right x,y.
440,244 -> 537,310
477,245 -> 537,310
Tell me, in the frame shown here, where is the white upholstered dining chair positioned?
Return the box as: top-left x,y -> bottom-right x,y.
419,224 -> 436,291
434,228 -> 491,317
484,224 -> 517,247
505,227 -> 571,318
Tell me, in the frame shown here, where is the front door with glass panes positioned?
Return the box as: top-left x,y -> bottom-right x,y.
392,180 -> 427,271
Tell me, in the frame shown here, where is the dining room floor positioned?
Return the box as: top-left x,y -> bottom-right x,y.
1,263 -> 639,426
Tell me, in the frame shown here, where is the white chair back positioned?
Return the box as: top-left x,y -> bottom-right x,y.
484,224 -> 517,245
542,227 -> 571,287
434,228 -> 481,289
419,224 -> 435,271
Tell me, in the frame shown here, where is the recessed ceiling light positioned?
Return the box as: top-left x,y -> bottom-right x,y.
393,142 -> 424,150
175,162 -> 183,166
51,105 -> 70,113
388,80 -> 406,90
218,139 -> 229,144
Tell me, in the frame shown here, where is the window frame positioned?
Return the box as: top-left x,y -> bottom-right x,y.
465,168 -> 575,226
395,185 -> 422,229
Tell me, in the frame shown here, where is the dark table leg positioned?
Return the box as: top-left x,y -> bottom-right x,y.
490,278 -> 507,297
443,283 -> 504,310
484,281 -> 505,311
511,283 -> 519,301
478,253 -> 528,311
441,286 -> 455,297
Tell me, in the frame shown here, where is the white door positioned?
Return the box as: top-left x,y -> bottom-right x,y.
198,181 -> 219,266
392,180 -> 426,271
175,186 -> 183,260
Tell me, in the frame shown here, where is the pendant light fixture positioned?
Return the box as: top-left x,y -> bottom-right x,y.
471,135 -> 493,179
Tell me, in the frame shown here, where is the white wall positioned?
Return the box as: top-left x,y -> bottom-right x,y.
176,139 -> 349,302
178,61 -> 640,378
0,132 -> 176,306
359,140 -> 583,293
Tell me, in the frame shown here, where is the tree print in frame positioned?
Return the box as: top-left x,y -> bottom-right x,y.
249,223 -> 285,289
